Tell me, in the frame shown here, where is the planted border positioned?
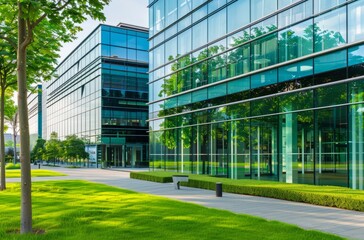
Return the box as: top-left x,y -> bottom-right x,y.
130,171 -> 172,183
130,171 -> 364,212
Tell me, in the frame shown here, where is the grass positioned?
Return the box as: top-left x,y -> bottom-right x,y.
0,180 -> 342,240
5,170 -> 66,178
130,171 -> 364,211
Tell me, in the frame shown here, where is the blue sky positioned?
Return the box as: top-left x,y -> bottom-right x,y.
58,0 -> 149,62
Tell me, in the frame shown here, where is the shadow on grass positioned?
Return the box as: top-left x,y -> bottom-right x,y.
0,180 -> 343,240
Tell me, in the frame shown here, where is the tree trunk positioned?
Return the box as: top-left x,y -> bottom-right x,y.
18,2 -> 32,233
0,88 -> 6,191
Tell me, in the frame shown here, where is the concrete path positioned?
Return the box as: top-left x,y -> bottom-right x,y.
7,166 -> 364,239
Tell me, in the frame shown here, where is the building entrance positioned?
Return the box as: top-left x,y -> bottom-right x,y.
103,144 -> 146,168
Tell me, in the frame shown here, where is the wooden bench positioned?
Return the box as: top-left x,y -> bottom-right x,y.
172,175 -> 189,190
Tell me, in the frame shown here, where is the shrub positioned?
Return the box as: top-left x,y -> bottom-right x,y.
66,165 -> 81,168
130,172 -> 172,183
131,172 -> 364,212
5,163 -> 21,169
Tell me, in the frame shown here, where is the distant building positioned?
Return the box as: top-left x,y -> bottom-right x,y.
148,0 -> 364,189
28,84 -> 43,149
29,23 -> 149,168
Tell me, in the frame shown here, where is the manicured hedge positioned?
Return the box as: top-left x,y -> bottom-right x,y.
130,171 -> 172,183
130,171 -> 364,212
5,163 -> 21,169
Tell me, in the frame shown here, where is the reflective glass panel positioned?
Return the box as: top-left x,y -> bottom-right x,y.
348,0 -> 364,43
314,7 -> 347,52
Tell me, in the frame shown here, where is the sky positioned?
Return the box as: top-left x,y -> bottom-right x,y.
58,0 -> 149,63
8,1 -> 149,133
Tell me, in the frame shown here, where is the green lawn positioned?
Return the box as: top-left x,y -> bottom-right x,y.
0,181 -> 341,240
131,171 -> 364,211
5,170 -> 66,178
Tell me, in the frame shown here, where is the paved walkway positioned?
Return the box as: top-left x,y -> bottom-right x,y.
8,166 -> 364,239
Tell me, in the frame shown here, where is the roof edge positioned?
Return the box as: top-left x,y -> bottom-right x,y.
117,22 -> 148,32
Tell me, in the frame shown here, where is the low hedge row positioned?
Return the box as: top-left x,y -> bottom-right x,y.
130,171 -> 172,183
130,171 -> 364,212
5,163 -> 21,169
184,179 -> 364,211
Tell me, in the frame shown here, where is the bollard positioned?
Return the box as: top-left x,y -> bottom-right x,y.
216,182 -> 222,197
38,164 -> 40,169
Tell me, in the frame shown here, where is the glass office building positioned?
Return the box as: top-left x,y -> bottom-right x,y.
148,0 -> 364,189
44,23 -> 149,167
28,85 -> 43,150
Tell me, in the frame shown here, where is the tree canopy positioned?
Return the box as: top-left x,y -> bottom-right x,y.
0,0 -> 110,233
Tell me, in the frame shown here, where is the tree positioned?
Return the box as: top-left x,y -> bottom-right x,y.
30,138 -> 46,163
63,135 -> 89,164
44,132 -> 62,166
0,0 -> 110,233
5,104 -> 18,165
0,39 -> 16,191
0,91 -> 17,190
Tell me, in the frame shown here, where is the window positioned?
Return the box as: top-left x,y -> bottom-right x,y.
251,0 -> 277,22
192,88 -> 208,102
348,44 -> 364,78
166,0 -> 177,26
110,32 -> 127,47
193,0 -> 206,9
208,83 -> 227,99
227,44 -> 250,78
314,49 -> 347,74
193,61 -> 208,87
154,45 -> 164,68
278,0 -> 301,9
251,33 -> 278,71
178,0 -> 192,18
348,0 -> 364,43
251,69 -> 277,89
279,20 -> 313,62
251,16 -> 277,39
227,77 -> 250,94
208,9 -> 227,42
278,59 -> 313,82
154,0 -> 165,34
208,0 -> 226,13
208,54 -> 226,83
314,7 -> 346,52
278,0 -> 313,28
192,4 -> 207,22
314,0 -> 345,14
193,20 -> 207,50
178,29 -> 192,55
165,37 -> 177,62
178,93 -> 192,106
227,0 -> 250,33
110,47 -> 126,59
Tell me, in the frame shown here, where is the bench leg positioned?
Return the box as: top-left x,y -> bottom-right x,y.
177,181 -> 180,190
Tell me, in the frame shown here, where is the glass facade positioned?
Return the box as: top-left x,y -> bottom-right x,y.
44,23 -> 149,168
28,85 -> 43,150
148,0 -> 364,189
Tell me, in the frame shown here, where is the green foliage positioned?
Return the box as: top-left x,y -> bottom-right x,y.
130,172 -> 172,183
5,140 -> 14,148
0,181 -> 342,240
30,138 -> 46,161
5,163 -> 20,169
44,132 -> 62,163
63,134 -> 89,160
131,172 -> 364,212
